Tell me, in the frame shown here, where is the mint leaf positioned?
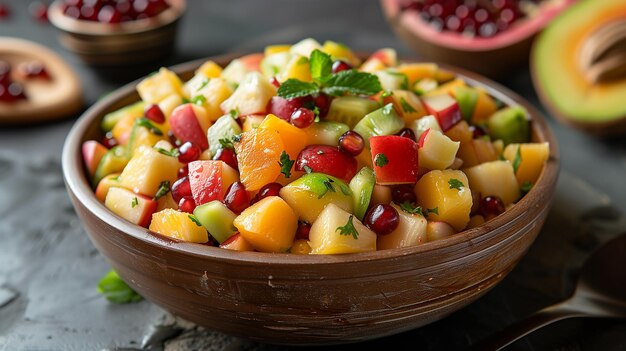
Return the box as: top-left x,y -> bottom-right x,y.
278,151 -> 295,178
513,145 -> 522,174
321,70 -> 382,96
448,178 -> 465,191
336,215 -> 359,240
277,79 -> 320,99
310,49 -> 332,81
97,270 -> 143,304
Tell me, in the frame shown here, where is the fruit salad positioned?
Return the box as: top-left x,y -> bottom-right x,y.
82,38 -> 549,254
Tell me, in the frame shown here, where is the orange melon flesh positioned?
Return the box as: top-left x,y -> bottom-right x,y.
533,0 -> 626,123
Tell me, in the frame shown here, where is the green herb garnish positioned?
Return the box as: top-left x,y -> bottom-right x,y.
374,153 -> 389,167
154,147 -> 180,158
277,79 -> 320,99
219,138 -> 235,150
131,197 -> 138,208
448,178 -> 464,191
191,95 -> 207,106
399,97 -> 417,113
309,49 -> 332,82
513,145 -> 522,174
386,70 -> 409,90
188,215 -> 202,226
317,177 -> 336,199
278,151 -> 295,178
135,118 -> 163,136
232,134 -> 242,143
154,180 -> 171,200
229,108 -> 240,120
399,202 -> 438,217
336,215 -> 359,240
97,270 -> 143,304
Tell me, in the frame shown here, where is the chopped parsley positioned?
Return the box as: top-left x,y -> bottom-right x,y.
399,202 -> 439,217
448,178 -> 465,191
154,181 -> 171,200
513,146 -> 522,174
219,138 -> 235,150
188,215 -> 202,226
131,197 -> 138,208
154,147 -> 180,157
135,118 -> 163,136
399,97 -> 417,113
190,95 -> 206,106
278,151 -> 295,178
229,109 -> 240,120
374,153 -> 389,167
318,177 -> 336,199
336,215 -> 359,240
97,269 -> 142,304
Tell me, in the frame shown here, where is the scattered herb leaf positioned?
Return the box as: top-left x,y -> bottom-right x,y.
188,215 -> 202,226
131,197 -> 138,208
191,95 -> 207,106
154,181 -> 171,200
232,134 -> 242,142
513,145 -> 522,174
97,270 -> 143,304
336,215 -> 359,240
374,153 -> 389,167
400,202 -> 425,216
154,147 -> 180,157
429,207 -> 439,215
321,70 -> 382,97
313,106 -> 321,122
278,151 -> 295,178
318,177 -> 336,199
181,97 -> 190,104
399,97 -> 417,113
198,78 -> 210,90
309,49 -> 332,81
135,118 -> 163,136
229,109 -> 239,120
448,178 -> 464,190
277,79 -> 320,99
386,70 -> 409,90
219,138 -> 234,150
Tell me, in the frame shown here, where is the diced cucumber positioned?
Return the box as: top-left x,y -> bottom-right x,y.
305,121 -> 349,146
353,103 -> 404,147
326,97 -> 380,128
101,101 -> 145,132
93,146 -> 129,188
454,86 -> 479,121
487,106 -> 530,145
193,201 -> 238,243
349,167 -> 376,220
207,114 -> 243,157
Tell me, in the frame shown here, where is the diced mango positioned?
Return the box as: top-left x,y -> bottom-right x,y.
220,233 -> 255,251
118,146 -> 180,197
105,187 -> 157,228
444,120 -> 473,143
279,55 -> 312,82
196,60 -> 223,78
321,40 -> 361,67
149,209 -> 208,243
290,239 -> 312,254
503,142 -> 550,186
384,90 -> 428,124
137,68 -> 183,104
242,114 -> 266,132
234,196 -> 298,253
308,203 -> 376,254
264,44 -> 291,56
396,63 -> 438,87
235,128 -> 283,191
415,169 -> 472,231
377,203 -> 427,250
259,114 -> 308,160
464,160 -> 520,205
192,77 -> 233,122
471,88 -> 498,123
111,110 -> 144,146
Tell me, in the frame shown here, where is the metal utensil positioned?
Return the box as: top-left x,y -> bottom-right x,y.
473,234 -> 626,350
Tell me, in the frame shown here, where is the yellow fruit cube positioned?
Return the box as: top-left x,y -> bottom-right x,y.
397,63 -> 438,87
308,203 -> 376,254
157,94 -> 183,129
503,142 -> 550,186
259,114 -> 308,160
377,203 -> 427,250
242,114 -> 266,132
111,111 -> 142,146
220,72 -> 276,116
387,90 -> 428,124
191,77 -> 233,122
424,78 -> 466,97
264,44 -> 291,56
279,55 -> 312,82
149,209 -> 208,243
105,187 -> 157,228
415,170 -> 473,231
195,60 -> 223,78
290,239 -> 311,254
156,192 -> 178,212
464,160 -> 520,205
418,129 -> 460,170
137,67 -> 183,104
471,88 -> 498,122
118,146 -> 180,197
321,40 -> 361,67
234,196 -> 298,253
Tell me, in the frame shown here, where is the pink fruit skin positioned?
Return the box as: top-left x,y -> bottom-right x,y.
169,104 -> 209,150
188,160 -> 224,206
423,97 -> 462,132
82,140 -> 108,177
137,194 -> 158,228
370,135 -> 419,184
239,53 -> 264,72
417,128 -> 430,148
295,145 -> 357,182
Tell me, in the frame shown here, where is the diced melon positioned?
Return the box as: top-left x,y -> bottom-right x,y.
118,146 -> 180,197
137,67 -> 183,104
471,88 -> 498,123
374,70 -> 408,91
308,203 -> 376,254
503,142 -> 550,186
242,114 -> 266,132
415,170 -> 472,231
220,72 -> 276,116
418,129 -> 460,170
384,90 -> 428,124
377,203 -> 427,250
233,196 -> 298,253
396,63 -> 438,87
149,208 -> 208,243
259,114 -> 308,160
193,200 -> 238,243
95,173 -> 120,203
192,77 -> 234,122
105,187 -> 157,228
290,239 -> 312,254
464,160 -> 520,205
127,122 -> 166,156
326,96 -> 380,128
279,173 -> 353,224
321,40 -> 361,67
278,55 -> 312,82
289,38 -> 322,58
195,60 -> 223,79
220,233 -> 255,251
444,120 -> 473,143
220,59 -> 249,86
156,192 -> 178,212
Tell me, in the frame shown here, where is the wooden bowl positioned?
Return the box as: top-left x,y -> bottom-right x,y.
62,54 -> 559,345
48,0 -> 186,66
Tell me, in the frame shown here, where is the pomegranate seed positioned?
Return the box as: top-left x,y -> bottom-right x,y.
29,1 -> 48,22
290,108 -> 315,129
269,77 -> 280,88
167,130 -> 181,146
213,148 -> 238,171
480,195 -> 505,219
469,124 -> 487,138
252,182 -> 282,204
314,93 -> 330,117
178,196 -> 196,213
224,181 -> 250,214
364,204 -> 400,236
397,128 -> 416,141
64,5 -> 80,19
171,176 -> 191,203
97,5 -> 121,23
178,142 -> 201,164
339,131 -> 364,156
295,221 -> 311,240
177,165 -> 188,178
0,3 -> 10,19
267,96 -> 307,121
331,60 -> 352,74
17,61 -> 49,80
392,184 -> 417,205
144,104 -> 165,123
102,132 -> 118,149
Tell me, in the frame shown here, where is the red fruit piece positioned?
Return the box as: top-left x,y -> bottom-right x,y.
421,94 -> 462,132
188,160 -> 233,206
177,142 -> 201,164
251,182 -> 282,204
178,196 -> 196,213
331,60 -> 352,74
0,3 -> 10,20
169,104 -> 209,150
267,96 -> 307,121
213,148 -> 238,171
295,221 -> 311,240
338,131 -> 364,156
370,135 -> 419,185
144,103 -> 165,123
224,181 -> 250,214
295,145 -> 358,182
290,108 -> 314,128
171,176 -> 191,203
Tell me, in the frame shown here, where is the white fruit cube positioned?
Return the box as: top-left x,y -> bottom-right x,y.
105,187 -> 157,228
377,203 -> 427,250
411,115 -> 442,139
136,68 -> 183,104
418,129 -> 460,170
118,146 -> 180,197
464,160 -> 520,205
309,204 -> 377,254
220,72 -> 277,116
289,38 -> 322,58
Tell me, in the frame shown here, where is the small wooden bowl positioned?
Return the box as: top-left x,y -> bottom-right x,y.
62,54 -> 559,345
48,0 -> 186,66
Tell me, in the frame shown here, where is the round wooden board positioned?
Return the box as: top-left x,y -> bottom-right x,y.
0,37 -> 83,125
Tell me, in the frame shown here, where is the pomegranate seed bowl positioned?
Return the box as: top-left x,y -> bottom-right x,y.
62,52 -> 559,345
48,0 -> 186,66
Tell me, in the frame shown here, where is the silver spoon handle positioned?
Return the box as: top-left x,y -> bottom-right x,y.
469,303 -> 588,351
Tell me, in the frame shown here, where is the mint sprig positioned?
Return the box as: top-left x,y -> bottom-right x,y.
310,49 -> 332,82
97,270 -> 143,304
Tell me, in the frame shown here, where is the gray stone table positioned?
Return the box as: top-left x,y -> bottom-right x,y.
1,1 -> 625,350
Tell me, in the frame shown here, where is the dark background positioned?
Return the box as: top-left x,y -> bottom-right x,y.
1,1 -> 626,350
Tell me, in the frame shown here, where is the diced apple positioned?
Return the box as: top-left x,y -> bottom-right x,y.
149,208 -> 208,243
308,203 -> 376,254
239,53 -> 263,72
377,203 -> 427,250
502,142 -> 550,186
464,160 -> 520,205
410,115 -> 442,139
259,114 -> 308,160
220,72 -> 276,116
415,169 -> 472,231
382,90 -> 428,124
118,145 -> 180,197
191,77 -> 234,122
279,173 -> 353,224
365,48 -> 397,67
193,200 -> 238,243
93,146 -> 129,187
421,94 -> 463,131
370,135 -> 419,184
233,196 -> 298,253
220,233 -> 255,251
221,55 -> 261,86
95,173 -> 120,203
289,38 -> 322,58
136,67 -> 183,104
426,221 -> 456,242
105,187 -> 158,228
82,140 -> 108,178
188,160 -> 239,206
418,129 -> 460,170
169,103 -> 211,150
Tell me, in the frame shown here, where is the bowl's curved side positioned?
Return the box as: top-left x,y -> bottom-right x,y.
62,55 -> 559,345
